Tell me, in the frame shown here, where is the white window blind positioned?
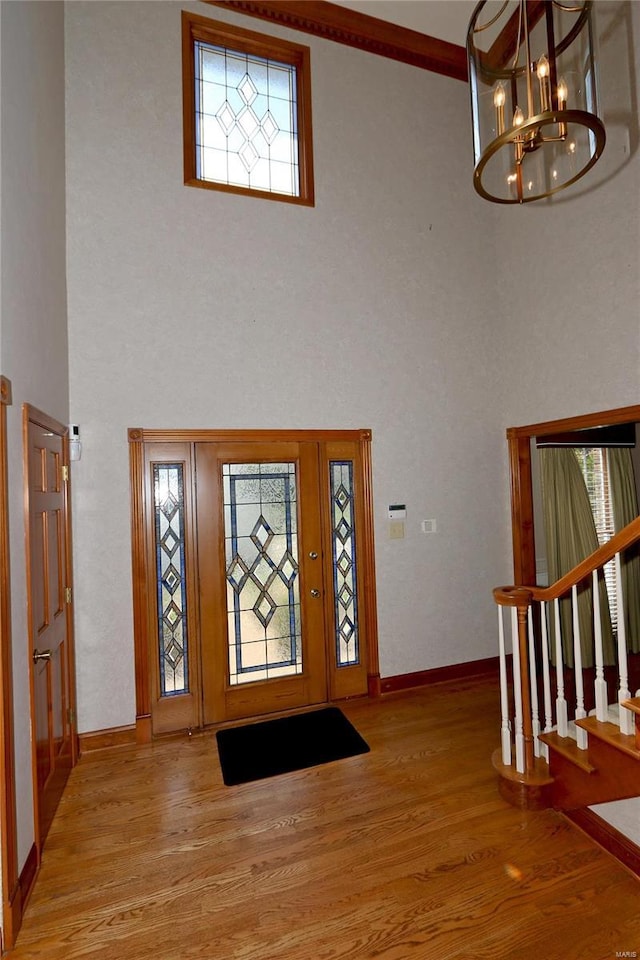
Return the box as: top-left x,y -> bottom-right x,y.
574,448 -> 617,632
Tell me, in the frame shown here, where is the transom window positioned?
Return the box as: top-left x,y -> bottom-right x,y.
182,13 -> 314,205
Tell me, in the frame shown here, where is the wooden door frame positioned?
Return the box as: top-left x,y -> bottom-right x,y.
128,427 -> 381,744
0,377 -> 19,952
507,403 -> 640,585
23,404 -> 78,855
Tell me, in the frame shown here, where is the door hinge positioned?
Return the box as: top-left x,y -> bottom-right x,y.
65,586 -> 72,604
62,465 -> 69,482
68,707 -> 75,727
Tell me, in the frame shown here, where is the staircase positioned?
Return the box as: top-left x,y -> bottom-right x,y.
492,515 -> 640,812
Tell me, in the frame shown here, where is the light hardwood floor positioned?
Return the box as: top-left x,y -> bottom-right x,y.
9,676 -> 640,959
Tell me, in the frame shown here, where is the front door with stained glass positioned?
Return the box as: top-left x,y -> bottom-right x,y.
196,441 -> 329,723
142,432 -> 372,732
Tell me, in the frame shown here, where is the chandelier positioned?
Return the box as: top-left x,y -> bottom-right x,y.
467,1 -> 606,203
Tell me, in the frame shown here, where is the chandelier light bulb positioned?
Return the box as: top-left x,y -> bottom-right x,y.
494,82 -> 506,135
536,55 -> 549,80
513,106 -> 524,127
557,76 -> 568,107
537,55 -> 551,111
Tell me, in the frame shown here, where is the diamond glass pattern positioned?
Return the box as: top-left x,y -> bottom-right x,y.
330,462 -> 360,667
153,464 -> 189,696
196,42 -> 299,196
224,462 -> 301,685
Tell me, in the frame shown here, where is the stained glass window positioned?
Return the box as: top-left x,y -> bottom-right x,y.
195,43 -> 299,196
330,461 -> 360,667
153,464 -> 189,696
224,462 -> 302,684
183,14 -> 314,204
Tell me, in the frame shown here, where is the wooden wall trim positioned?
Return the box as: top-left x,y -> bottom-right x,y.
564,807 -> 640,880
360,432 -> 380,691
79,725 -> 137,754
0,377 -> 12,406
506,404 -> 640,587
129,435 -> 152,744
129,427 -> 371,444
205,1 -> 468,82
507,404 -> 640,440
509,433 -> 535,585
3,843 -> 38,950
381,657 -> 500,694
0,376 -> 18,950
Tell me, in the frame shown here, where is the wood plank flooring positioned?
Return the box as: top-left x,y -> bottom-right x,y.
9,677 -> 640,960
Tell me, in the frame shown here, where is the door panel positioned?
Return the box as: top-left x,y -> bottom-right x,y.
25,412 -> 74,847
197,441 -> 328,724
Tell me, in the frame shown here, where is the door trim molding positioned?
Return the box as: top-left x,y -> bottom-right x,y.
128,427 -> 380,742
0,376 -> 19,950
507,404 -> 640,584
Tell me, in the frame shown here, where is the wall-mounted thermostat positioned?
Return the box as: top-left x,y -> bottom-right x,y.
388,503 -> 406,520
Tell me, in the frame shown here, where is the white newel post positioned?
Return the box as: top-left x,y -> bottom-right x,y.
497,606 -> 512,766
511,606 -> 525,773
493,587 -> 535,777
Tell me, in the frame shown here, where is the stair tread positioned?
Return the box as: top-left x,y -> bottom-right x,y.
621,696 -> 640,716
574,716 -> 640,760
539,731 -> 596,773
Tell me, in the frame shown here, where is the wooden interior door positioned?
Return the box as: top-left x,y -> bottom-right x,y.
196,441 -> 328,723
24,407 -> 75,848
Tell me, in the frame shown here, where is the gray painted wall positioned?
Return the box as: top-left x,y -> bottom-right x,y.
64,1 -> 507,735
0,0 -> 638,895
1,0 -> 69,885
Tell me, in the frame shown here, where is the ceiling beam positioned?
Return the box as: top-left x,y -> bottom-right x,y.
204,1 -> 468,82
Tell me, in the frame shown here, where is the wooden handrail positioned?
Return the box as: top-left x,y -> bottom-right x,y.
495,515 -> 640,607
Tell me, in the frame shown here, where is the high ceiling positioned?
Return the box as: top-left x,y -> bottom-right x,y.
333,1 -> 477,47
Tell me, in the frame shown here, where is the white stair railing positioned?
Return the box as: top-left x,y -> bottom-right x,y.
493,515 -> 640,777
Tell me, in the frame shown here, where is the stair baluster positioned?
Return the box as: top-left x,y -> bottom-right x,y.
571,585 -> 588,749
527,606 -> 541,757
615,552 -> 634,735
539,600 -> 552,761
592,568 -> 608,722
553,597 -> 568,737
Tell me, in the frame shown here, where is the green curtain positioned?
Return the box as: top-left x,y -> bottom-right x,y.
540,448 -> 614,667
608,447 -> 640,654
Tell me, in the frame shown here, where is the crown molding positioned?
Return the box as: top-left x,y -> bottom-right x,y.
204,1 -> 468,82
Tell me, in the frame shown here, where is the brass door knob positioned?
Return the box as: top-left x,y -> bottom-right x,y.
33,649 -> 52,663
